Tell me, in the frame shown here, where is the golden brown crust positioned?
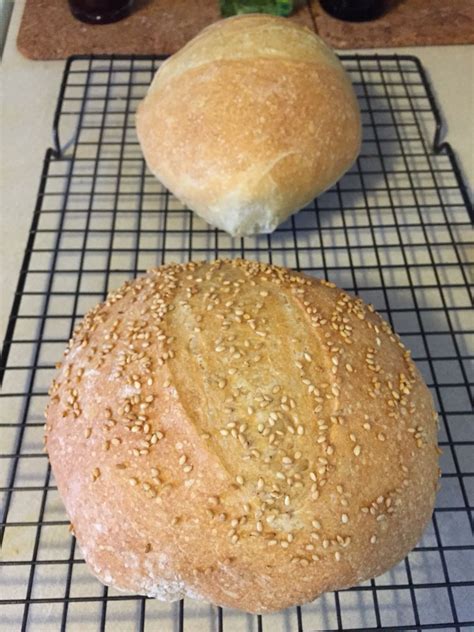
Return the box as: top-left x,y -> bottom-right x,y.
136,15 -> 361,236
45,259 -> 439,613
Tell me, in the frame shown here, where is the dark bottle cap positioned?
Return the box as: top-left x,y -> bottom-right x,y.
319,0 -> 385,22
68,0 -> 134,25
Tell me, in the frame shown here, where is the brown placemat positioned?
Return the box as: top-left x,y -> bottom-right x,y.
17,0 -> 474,59
16,0 -> 315,60
311,0 -> 474,48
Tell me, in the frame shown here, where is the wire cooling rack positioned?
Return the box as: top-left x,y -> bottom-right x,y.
1,54 -> 473,632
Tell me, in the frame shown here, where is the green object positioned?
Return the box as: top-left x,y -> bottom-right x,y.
219,0 -> 293,17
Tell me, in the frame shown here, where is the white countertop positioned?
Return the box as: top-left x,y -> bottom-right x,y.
1,0 -> 473,340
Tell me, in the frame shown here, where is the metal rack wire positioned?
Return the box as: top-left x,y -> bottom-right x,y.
1,54 -> 473,631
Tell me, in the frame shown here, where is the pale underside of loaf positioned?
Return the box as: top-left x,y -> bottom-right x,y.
45,260 -> 438,613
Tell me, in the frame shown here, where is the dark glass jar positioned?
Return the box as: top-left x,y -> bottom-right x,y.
68,0 -> 134,25
319,0 -> 385,22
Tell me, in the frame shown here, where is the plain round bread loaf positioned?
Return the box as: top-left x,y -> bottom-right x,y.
136,15 -> 361,236
45,259 -> 439,613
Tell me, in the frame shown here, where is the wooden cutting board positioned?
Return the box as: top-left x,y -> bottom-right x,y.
17,0 -> 474,59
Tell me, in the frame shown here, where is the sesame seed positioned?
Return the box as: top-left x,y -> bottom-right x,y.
91,468 -> 100,481
129,477 -> 138,486
312,520 -> 321,530
236,475 -> 244,486
178,455 -> 187,466
353,445 -> 361,457
370,535 -> 377,544
334,552 -> 341,562
341,514 -> 349,524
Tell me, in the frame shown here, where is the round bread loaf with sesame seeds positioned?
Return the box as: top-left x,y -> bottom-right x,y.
45,259 -> 439,613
